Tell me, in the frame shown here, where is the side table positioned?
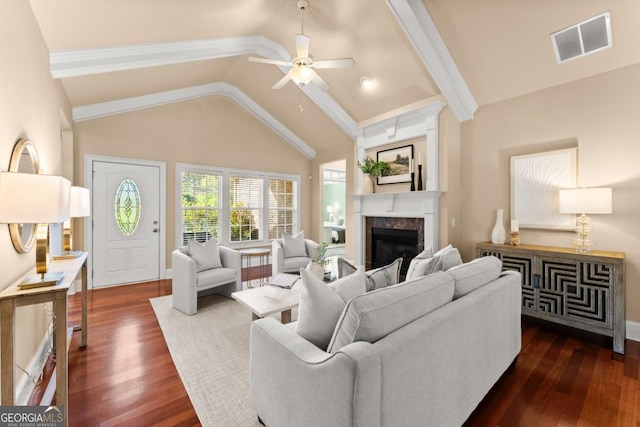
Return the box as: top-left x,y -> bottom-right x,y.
239,248 -> 271,288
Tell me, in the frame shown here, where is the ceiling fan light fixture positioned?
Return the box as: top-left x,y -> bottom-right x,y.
290,65 -> 316,85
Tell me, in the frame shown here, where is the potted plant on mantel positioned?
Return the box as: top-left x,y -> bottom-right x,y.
357,156 -> 390,194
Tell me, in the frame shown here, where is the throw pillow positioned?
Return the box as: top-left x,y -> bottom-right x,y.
282,231 -> 307,258
296,267 -> 366,350
447,256 -> 502,299
405,246 -> 434,280
327,271 -> 455,353
337,258 -> 403,292
187,237 -> 222,272
364,258 -> 403,291
407,256 -> 438,279
432,244 -> 463,271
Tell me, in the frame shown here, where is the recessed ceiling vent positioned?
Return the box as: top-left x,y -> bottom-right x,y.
551,11 -> 612,64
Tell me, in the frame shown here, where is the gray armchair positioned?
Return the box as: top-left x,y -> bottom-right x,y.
272,238 -> 320,275
172,245 -> 241,315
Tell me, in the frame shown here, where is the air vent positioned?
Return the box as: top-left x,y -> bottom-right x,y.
551,12 -> 612,64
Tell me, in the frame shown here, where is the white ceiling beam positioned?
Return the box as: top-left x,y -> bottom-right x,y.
51,36 -> 356,137
387,0 -> 477,122
50,36 -> 290,78
72,82 -> 316,159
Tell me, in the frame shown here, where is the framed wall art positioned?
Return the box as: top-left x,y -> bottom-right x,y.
377,144 -> 413,185
510,147 -> 577,230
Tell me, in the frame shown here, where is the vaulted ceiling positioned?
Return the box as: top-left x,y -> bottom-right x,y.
29,0 -> 640,156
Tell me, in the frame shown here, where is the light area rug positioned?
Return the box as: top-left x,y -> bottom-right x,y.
150,294 -> 262,427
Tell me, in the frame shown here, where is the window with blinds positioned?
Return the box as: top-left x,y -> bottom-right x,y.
177,164 -> 300,247
180,171 -> 220,246
229,175 -> 262,242
269,178 -> 297,239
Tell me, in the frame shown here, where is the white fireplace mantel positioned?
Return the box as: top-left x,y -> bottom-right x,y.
352,191 -> 441,265
352,100 -> 445,265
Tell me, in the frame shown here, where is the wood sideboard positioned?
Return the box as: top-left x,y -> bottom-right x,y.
476,243 -> 626,354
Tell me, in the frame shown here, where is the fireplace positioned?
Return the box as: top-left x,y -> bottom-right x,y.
371,227 -> 418,280
352,191 -> 440,270
366,217 -> 424,281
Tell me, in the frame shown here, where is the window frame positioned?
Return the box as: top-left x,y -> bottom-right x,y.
176,163 -> 301,249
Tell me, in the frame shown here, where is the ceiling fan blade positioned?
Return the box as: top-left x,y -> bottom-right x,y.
314,58 -> 356,69
295,34 -> 310,58
272,74 -> 292,90
249,57 -> 291,67
312,73 -> 330,91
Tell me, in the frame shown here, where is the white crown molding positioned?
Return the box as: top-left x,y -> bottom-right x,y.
50,36 -> 290,78
72,82 -> 316,159
386,0 -> 477,122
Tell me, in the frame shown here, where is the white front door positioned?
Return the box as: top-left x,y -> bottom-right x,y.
92,161 -> 161,287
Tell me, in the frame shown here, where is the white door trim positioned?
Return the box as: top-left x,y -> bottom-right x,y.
84,154 -> 167,290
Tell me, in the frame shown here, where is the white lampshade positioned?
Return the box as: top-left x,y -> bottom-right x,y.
70,186 -> 91,217
0,172 -> 71,224
290,65 -> 316,85
558,188 -> 612,215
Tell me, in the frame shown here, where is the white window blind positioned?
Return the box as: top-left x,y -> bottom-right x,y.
268,178 -> 297,239
229,175 -> 263,242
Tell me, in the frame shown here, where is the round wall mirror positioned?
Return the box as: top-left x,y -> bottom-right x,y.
8,139 -> 41,253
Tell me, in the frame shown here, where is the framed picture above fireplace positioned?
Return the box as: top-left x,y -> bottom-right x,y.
376,144 -> 413,185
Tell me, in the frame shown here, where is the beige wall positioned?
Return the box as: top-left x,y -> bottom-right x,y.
74,96 -> 324,268
0,2 -> 71,389
460,63 -> 640,323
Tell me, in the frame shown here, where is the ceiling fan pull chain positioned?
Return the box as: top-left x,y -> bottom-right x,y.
299,92 -> 304,112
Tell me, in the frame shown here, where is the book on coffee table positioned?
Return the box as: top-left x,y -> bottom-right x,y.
266,273 -> 299,289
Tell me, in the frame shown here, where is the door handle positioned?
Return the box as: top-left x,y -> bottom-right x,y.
153,228 -> 159,233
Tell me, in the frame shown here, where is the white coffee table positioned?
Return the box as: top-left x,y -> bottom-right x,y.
232,283 -> 300,323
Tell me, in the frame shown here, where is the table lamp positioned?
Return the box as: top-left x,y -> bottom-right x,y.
0,172 -> 71,288
558,187 -> 612,253
58,186 -> 91,258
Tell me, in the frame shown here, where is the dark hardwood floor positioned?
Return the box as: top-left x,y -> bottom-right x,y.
65,274 -> 640,426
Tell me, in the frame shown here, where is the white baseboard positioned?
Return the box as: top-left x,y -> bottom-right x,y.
627,320 -> 640,343
165,268 -> 173,279
16,326 -> 53,405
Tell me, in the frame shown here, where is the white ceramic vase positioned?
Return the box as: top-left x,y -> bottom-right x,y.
491,209 -> 506,244
361,173 -> 375,194
306,262 -> 325,280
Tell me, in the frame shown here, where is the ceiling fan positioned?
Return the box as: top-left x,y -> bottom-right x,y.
248,0 -> 355,91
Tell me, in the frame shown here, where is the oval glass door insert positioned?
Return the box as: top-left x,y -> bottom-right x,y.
115,178 -> 141,236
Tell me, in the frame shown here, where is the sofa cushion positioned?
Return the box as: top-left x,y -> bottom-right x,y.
296,267 -> 366,350
327,271 -> 455,353
447,256 -> 502,299
337,258 -> 402,291
188,238 -> 222,272
282,231 -> 307,258
195,267 -> 236,289
405,247 -> 434,279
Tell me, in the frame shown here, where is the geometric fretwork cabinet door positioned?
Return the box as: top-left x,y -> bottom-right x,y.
476,242 -> 626,354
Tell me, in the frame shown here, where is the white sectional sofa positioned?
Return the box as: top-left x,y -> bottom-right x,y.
250,256 -> 522,427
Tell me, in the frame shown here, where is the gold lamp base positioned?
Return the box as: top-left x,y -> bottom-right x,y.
18,223 -> 64,289
18,271 -> 64,290
53,251 -> 83,260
